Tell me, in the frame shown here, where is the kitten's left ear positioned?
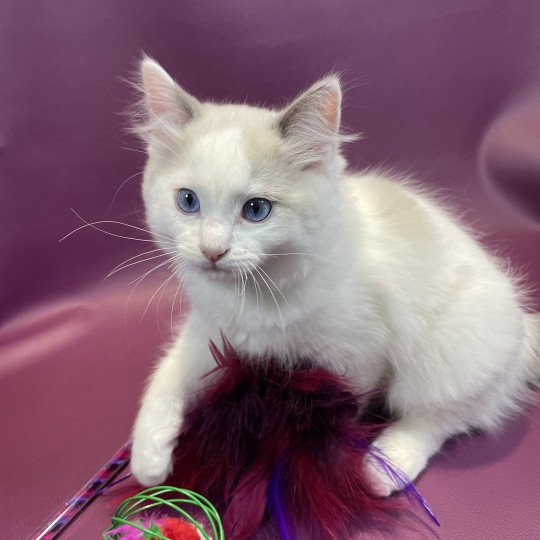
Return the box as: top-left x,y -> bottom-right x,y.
277,76 -> 344,167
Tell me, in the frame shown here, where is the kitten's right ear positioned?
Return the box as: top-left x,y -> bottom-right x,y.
277,76 -> 355,168
134,56 -> 200,142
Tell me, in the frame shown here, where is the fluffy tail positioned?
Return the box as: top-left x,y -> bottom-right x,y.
524,312 -> 540,382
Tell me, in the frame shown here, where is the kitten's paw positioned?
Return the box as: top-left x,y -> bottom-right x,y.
130,442 -> 174,487
363,430 -> 430,497
363,456 -> 398,497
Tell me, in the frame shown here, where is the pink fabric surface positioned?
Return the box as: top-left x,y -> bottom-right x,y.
1,1 -> 539,539
0,282 -> 183,539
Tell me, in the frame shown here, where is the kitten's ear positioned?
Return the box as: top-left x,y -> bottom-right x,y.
277,76 -> 344,167
135,56 -> 200,142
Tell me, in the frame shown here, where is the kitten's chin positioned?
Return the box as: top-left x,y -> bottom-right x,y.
197,264 -> 235,281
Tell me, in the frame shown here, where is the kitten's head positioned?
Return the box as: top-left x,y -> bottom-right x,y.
134,57 -> 353,287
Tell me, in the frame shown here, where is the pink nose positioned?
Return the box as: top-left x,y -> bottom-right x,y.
202,248 -> 229,263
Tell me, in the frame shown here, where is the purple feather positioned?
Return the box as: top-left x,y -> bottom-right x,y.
267,460 -> 294,540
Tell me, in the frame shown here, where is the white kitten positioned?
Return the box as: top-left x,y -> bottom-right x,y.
130,57 -> 540,495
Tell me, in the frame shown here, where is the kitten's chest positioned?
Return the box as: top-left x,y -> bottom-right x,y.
221,298 -> 386,375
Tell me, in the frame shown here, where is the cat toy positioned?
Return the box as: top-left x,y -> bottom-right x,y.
31,444 -> 132,540
103,486 -> 224,540
162,337 -> 439,540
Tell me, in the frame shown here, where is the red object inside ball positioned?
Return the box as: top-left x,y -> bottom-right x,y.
157,517 -> 201,540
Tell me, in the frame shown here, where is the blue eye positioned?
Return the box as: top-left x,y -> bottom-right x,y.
242,198 -> 272,222
176,189 -> 200,213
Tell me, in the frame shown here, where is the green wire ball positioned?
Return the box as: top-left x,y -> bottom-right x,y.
103,486 -> 225,540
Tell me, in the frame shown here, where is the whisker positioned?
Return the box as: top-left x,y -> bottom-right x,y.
60,209 -> 176,244
243,262 -> 261,307
105,170 -> 144,215
251,264 -> 284,325
260,252 -> 335,264
239,267 -> 247,317
173,264 -> 192,332
123,258 -> 173,329
121,146 -> 179,168
169,281 -> 183,336
226,270 -> 241,329
108,248 -> 168,275
257,265 -> 289,307
129,259 -> 173,287
166,258 -> 192,330
107,251 -> 170,279
155,263 -> 182,330
141,272 -> 176,321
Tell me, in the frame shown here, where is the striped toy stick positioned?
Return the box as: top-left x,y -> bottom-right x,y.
30,442 -> 132,540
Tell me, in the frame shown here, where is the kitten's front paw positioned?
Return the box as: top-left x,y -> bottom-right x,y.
363,455 -> 400,497
130,441 -> 174,487
363,431 -> 429,497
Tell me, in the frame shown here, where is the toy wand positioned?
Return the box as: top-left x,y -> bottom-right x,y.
30,442 -> 132,540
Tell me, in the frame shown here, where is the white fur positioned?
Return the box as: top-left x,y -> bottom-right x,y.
130,58 -> 540,494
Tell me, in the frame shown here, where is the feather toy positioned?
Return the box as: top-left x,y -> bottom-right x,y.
166,337 -> 438,539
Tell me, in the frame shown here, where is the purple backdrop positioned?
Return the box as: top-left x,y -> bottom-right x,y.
1,1 -> 539,539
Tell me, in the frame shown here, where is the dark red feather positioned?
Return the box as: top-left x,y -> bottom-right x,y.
169,338 -> 403,539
